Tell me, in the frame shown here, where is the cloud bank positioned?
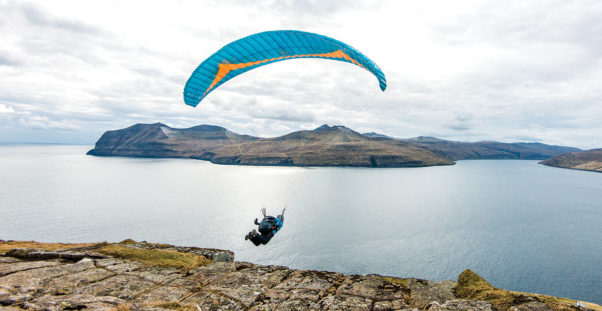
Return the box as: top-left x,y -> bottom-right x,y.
0,0 -> 600,149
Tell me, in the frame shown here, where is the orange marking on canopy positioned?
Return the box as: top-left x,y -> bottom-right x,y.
202,50 -> 365,97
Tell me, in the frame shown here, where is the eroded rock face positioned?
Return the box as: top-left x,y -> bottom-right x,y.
0,246 -> 439,311
0,244 -> 595,311
509,301 -> 555,311
426,300 -> 496,311
405,279 -> 457,308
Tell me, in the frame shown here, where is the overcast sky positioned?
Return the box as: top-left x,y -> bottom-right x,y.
1,0 -> 601,149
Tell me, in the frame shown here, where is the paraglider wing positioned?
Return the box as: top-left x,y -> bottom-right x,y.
183,30 -> 387,107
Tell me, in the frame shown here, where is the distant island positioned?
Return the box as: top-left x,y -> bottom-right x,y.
87,123 -> 579,168
540,149 -> 602,173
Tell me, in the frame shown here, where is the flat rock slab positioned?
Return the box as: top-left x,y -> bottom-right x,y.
0,260 -> 59,277
405,279 -> 457,308
0,253 -> 446,310
426,300 -> 496,311
74,274 -> 158,300
20,294 -> 127,311
2,244 -> 591,311
5,248 -> 106,261
0,259 -> 96,293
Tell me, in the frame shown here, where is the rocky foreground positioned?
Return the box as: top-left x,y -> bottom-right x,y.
1,241 -> 599,311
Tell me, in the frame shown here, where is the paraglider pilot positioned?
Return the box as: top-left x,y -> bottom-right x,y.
245,207 -> 285,246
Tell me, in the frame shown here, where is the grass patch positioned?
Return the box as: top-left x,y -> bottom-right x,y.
0,241 -> 97,255
456,269 -> 601,311
117,239 -> 173,248
118,239 -> 138,245
375,276 -> 409,286
96,244 -> 210,272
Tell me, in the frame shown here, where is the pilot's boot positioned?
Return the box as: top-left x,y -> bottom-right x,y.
245,229 -> 257,240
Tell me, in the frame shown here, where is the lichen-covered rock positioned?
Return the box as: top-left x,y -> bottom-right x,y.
1,242 -> 600,311
0,258 -> 96,293
185,290 -> 242,310
75,274 -> 157,300
426,300 -> 497,311
135,285 -> 190,304
0,259 -> 59,277
43,266 -> 115,295
509,301 -> 555,311
405,278 -> 456,308
20,294 -> 126,311
320,294 -> 373,310
373,300 -> 413,311
337,275 -> 408,302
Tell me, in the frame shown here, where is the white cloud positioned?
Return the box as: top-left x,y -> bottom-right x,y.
0,104 -> 15,114
18,115 -> 78,131
0,0 -> 601,149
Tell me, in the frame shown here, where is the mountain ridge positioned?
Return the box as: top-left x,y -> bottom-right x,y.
87,123 -> 580,167
87,123 -> 453,167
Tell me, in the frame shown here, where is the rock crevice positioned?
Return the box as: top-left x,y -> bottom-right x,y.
1,243 -> 598,311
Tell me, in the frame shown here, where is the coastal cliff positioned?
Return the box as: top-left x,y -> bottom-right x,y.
87,123 -> 454,168
539,149 -> 602,173
399,137 -> 580,161
87,123 -> 580,168
1,240 -> 599,311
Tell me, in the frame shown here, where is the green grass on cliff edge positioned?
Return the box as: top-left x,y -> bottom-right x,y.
0,241 -> 96,254
96,241 -> 210,272
456,269 -> 601,311
1,240 -> 599,310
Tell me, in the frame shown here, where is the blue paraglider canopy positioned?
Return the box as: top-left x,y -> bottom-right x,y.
183,30 -> 387,107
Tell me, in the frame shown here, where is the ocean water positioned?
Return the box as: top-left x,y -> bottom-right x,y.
0,144 -> 600,303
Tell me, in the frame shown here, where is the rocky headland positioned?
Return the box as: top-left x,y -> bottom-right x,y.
539,149 -> 602,173
399,137 -> 580,161
1,240 -> 599,311
87,123 -> 579,168
86,123 -> 453,168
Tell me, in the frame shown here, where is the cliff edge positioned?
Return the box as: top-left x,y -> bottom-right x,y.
1,240 -> 599,311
